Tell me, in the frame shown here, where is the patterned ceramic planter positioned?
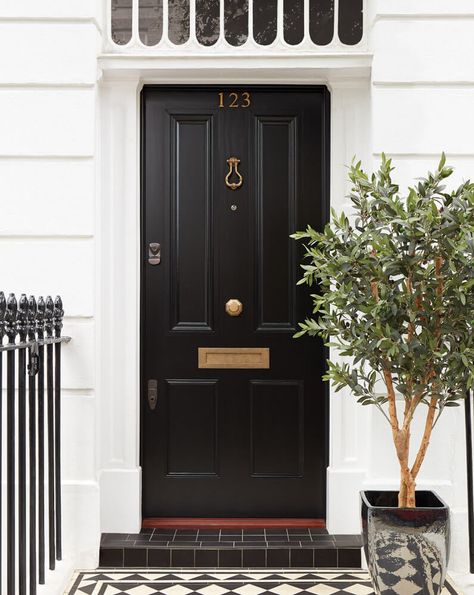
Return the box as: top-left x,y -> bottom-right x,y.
361,490 -> 450,595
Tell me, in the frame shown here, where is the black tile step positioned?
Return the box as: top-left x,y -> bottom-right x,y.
99,528 -> 362,569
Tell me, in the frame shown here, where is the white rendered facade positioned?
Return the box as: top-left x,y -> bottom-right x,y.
1,2 -> 473,593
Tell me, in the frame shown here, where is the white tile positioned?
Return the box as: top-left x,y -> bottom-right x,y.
269,586 -> 303,595
127,587 -> 159,595
161,586 -> 194,595
233,585 -> 266,595
344,586 -> 374,595
196,586 -> 231,595
304,586 -> 339,595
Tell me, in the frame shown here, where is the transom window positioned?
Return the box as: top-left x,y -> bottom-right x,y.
110,0 -> 363,48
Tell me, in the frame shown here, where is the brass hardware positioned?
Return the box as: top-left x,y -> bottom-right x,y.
226,298 -> 243,317
225,157 -> 243,191
148,242 -> 161,265
198,347 -> 270,369
148,379 -> 158,410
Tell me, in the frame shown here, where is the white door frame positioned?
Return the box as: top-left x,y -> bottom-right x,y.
96,57 -> 372,533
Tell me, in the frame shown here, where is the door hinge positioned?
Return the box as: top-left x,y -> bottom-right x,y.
148,379 -> 158,410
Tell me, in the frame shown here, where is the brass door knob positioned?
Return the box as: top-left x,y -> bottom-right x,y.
226,299 -> 243,317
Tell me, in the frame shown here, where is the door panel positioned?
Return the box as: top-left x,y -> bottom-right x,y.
170,114 -> 214,331
255,116 -> 297,330
142,86 -> 329,518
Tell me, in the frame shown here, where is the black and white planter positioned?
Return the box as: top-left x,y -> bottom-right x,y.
361,490 -> 450,595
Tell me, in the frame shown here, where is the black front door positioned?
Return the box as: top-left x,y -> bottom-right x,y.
142,86 -> 329,518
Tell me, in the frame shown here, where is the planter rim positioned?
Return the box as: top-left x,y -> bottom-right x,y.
360,489 -> 448,511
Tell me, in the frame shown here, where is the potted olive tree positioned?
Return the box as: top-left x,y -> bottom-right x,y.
292,154 -> 474,594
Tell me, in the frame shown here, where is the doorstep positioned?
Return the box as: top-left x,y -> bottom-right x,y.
99,528 -> 362,569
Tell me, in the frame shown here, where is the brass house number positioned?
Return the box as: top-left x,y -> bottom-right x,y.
218,91 -> 251,109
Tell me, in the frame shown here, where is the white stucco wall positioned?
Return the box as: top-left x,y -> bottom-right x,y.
0,1 -> 102,592
368,0 -> 473,572
0,2 -> 473,593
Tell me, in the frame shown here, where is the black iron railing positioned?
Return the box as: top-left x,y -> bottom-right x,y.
0,292 -> 70,595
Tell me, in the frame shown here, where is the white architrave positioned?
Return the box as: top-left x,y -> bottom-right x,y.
97,57 -> 372,534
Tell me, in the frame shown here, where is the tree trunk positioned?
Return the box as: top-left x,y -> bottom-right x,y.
395,427 -> 416,508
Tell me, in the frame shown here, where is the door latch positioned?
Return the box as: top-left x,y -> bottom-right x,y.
148,242 -> 161,265
148,379 -> 158,410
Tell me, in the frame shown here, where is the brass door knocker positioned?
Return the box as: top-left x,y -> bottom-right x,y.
225,157 -> 243,190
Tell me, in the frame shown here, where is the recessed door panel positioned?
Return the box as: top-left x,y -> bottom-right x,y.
250,380 -> 303,477
255,116 -> 297,331
166,379 -> 218,476
170,115 -> 213,331
142,86 -> 329,517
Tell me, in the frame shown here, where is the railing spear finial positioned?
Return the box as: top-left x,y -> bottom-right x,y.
6,293 -> 18,342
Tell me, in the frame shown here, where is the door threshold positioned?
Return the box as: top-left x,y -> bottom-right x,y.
142,518 -> 326,529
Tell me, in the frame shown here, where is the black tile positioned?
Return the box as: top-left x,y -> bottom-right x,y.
102,533 -> 129,542
174,535 -> 199,542
99,548 -> 124,568
242,535 -> 266,541
140,527 -> 154,534
124,547 -> 147,567
266,548 -> 289,567
288,529 -> 310,536
195,549 -> 219,566
176,530 -> 198,537
151,534 -> 173,542
334,535 -> 363,547
200,535 -> 224,542
100,533 -> 130,547
338,548 -> 362,568
202,541 -> 233,547
266,541 -> 292,546
171,549 -> 195,567
265,529 -> 287,536
290,548 -> 314,568
311,540 -> 337,549
219,549 -> 242,567
127,533 -> 151,541
170,541 -> 200,548
146,541 -> 170,547
229,535 -> 243,541
266,535 -> 289,542
198,530 -> 220,536
241,541 -> 268,547
314,548 -> 338,568
148,548 -> 171,567
243,529 -> 265,536
310,528 -> 329,535
221,530 -> 243,537
243,549 -> 266,567
154,529 -> 176,537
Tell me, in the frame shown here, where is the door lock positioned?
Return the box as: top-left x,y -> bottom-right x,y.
148,243 -> 161,265
148,379 -> 158,410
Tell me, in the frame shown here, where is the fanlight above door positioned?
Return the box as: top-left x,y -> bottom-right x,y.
110,0 -> 364,50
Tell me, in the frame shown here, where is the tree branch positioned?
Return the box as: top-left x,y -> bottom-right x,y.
411,395 -> 438,480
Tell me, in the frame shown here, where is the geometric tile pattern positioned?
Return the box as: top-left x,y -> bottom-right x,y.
65,569 -> 462,595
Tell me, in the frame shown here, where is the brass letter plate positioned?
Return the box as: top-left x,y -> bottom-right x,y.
198,347 -> 270,369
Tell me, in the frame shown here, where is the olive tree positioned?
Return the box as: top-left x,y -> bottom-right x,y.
292,154 -> 474,508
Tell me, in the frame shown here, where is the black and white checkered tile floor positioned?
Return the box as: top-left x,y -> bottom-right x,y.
65,569 -> 461,595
